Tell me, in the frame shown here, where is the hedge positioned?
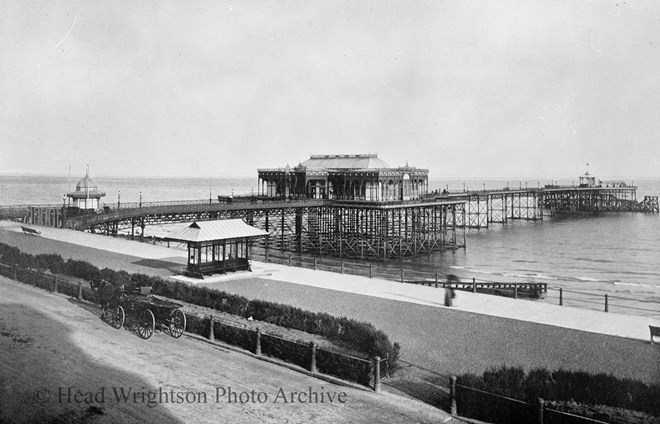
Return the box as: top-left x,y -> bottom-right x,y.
457,365 -> 660,422
0,242 -> 399,371
181,314 -> 374,385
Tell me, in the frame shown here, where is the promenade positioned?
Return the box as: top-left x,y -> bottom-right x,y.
3,221 -> 658,342
2,221 -> 660,385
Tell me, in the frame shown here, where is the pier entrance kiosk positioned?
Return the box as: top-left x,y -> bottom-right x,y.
168,219 -> 268,279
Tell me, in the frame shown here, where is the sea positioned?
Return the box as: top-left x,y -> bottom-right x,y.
1,174 -> 659,318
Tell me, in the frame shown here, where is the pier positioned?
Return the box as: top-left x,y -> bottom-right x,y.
440,183 -> 658,229
12,180 -> 657,260
3,156 -> 657,260
59,197 -> 467,260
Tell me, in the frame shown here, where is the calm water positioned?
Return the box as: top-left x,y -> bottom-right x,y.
2,174 -> 659,317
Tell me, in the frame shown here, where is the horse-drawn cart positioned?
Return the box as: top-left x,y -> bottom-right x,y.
93,280 -> 186,339
109,292 -> 187,339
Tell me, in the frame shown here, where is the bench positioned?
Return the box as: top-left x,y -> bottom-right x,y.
21,226 -> 41,236
650,326 -> 660,344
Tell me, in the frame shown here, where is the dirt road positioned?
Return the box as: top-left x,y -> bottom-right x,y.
0,277 -> 451,424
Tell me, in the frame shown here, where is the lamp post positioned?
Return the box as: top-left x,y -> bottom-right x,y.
209,188 -> 212,205
117,191 -> 121,209
62,194 -> 67,228
139,191 -> 142,208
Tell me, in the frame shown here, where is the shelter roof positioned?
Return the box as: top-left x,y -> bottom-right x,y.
301,154 -> 390,169
167,219 -> 268,243
67,169 -> 106,198
75,170 -> 98,191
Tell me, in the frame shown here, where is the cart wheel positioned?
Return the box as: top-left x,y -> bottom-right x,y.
137,309 -> 155,339
169,309 -> 186,338
111,305 -> 125,329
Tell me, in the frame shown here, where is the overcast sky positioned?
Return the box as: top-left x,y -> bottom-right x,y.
2,0 -> 659,180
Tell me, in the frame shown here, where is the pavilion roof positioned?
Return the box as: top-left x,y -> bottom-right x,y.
301,154 -> 390,169
167,219 -> 268,243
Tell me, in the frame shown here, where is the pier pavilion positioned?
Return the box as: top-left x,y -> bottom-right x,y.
257,154 -> 429,201
167,219 -> 268,278
66,169 -> 106,211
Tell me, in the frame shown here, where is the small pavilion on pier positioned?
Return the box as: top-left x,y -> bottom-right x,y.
167,219 -> 268,279
66,169 -> 106,211
257,154 -> 429,201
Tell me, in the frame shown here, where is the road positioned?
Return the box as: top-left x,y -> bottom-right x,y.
0,276 -> 452,424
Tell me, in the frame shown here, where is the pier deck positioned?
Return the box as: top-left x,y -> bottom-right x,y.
11,182 -> 657,260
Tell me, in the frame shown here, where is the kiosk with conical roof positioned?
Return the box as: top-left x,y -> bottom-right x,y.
66,168 -> 106,211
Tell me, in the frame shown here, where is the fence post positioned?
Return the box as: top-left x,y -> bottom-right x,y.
536,397 -> 545,424
605,294 -> 609,312
310,342 -> 317,373
77,282 -> 83,301
369,265 -> 373,279
52,276 -> 58,294
208,315 -> 215,341
435,272 -> 438,288
400,268 -> 404,283
265,250 -> 269,263
340,261 -> 344,274
288,256 -> 292,267
559,288 -> 563,306
255,328 -> 261,356
313,258 -> 317,271
449,376 -> 457,416
514,283 -> 518,299
472,277 -> 476,293
373,356 -> 381,393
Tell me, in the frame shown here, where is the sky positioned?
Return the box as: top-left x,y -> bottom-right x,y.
1,0 -> 660,180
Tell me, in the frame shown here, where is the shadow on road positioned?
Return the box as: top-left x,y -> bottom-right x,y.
0,303 -> 184,424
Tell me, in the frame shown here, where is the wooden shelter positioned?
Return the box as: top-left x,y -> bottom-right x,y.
167,219 -> 268,279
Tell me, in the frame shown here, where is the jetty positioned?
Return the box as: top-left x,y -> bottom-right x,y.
4,155 -> 658,260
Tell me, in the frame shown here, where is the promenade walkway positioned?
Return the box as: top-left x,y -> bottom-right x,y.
3,221 -> 658,343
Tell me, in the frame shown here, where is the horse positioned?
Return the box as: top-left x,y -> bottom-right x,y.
90,279 -> 125,319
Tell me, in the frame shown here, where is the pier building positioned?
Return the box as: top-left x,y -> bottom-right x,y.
257,154 -> 429,201
66,169 -> 106,211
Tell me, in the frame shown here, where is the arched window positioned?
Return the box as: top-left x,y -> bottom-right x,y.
402,173 -> 411,200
